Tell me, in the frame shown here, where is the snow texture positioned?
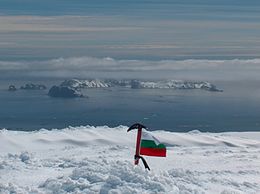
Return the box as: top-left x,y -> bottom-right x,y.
0,126 -> 260,194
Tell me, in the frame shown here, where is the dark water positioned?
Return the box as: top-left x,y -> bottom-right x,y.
0,80 -> 260,132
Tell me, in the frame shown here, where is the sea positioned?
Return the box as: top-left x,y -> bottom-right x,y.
0,79 -> 260,132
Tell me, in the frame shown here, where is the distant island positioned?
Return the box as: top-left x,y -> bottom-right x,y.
20,83 -> 47,90
59,79 -> 222,92
8,85 -> 17,91
7,79 -> 222,98
8,83 -> 46,91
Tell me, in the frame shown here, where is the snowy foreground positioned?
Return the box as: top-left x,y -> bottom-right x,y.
0,126 -> 260,194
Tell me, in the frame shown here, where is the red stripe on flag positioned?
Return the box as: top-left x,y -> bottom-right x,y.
140,147 -> 166,157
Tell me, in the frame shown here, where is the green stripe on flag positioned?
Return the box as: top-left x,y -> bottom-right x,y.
141,140 -> 166,149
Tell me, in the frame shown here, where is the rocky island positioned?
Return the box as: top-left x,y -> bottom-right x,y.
8,85 -> 17,91
48,86 -> 84,98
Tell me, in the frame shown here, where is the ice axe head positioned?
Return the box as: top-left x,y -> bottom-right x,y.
127,123 -> 147,132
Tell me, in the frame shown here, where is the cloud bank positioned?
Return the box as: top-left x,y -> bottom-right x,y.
1,57 -> 260,81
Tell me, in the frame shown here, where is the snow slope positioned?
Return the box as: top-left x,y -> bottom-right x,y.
0,126 -> 260,194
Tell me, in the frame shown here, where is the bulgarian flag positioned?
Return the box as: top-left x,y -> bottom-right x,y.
140,131 -> 166,157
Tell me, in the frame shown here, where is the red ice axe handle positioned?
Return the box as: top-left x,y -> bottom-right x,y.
134,127 -> 142,165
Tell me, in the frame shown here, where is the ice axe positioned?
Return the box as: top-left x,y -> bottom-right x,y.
127,123 -> 150,170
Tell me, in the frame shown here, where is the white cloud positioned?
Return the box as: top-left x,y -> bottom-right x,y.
1,56 -> 260,80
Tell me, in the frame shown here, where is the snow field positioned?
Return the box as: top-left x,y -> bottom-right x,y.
0,126 -> 260,194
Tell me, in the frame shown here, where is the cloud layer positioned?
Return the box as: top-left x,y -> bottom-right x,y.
1,57 -> 260,80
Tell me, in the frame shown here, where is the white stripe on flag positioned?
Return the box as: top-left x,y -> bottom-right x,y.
141,131 -> 161,145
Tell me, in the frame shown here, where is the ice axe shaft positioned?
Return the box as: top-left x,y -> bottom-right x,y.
134,127 -> 142,165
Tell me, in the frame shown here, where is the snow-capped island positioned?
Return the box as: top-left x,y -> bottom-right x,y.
129,79 -> 222,91
59,79 -> 222,92
60,79 -> 109,89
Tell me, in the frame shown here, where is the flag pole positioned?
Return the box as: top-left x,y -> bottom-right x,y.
134,126 -> 142,165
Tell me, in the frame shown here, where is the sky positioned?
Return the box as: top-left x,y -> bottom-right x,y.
0,0 -> 260,80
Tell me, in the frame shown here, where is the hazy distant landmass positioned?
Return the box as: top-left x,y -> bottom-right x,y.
8,83 -> 47,92
20,83 -> 47,90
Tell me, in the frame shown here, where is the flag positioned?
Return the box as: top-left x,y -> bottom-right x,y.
140,131 -> 166,157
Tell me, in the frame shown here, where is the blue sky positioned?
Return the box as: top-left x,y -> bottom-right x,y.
1,0 -> 260,60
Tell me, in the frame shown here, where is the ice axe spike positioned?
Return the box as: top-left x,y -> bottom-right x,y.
135,155 -> 150,170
